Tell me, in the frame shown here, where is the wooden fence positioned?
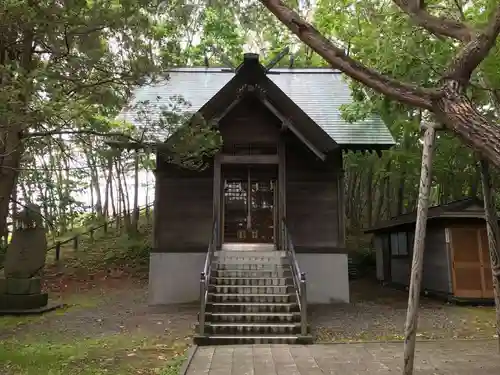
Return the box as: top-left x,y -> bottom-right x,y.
46,204 -> 154,261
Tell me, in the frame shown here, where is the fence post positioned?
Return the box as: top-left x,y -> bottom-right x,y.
55,242 -> 61,261
73,236 -> 78,251
104,221 -> 108,234
90,229 -> 94,241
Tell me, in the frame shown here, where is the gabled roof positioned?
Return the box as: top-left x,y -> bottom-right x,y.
364,197 -> 489,233
117,58 -> 395,148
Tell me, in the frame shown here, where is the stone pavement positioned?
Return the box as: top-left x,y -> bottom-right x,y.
185,340 -> 500,374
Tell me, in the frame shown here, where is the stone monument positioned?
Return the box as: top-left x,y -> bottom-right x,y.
0,203 -> 55,313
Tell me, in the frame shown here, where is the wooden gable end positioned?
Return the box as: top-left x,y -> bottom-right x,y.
197,53 -> 339,160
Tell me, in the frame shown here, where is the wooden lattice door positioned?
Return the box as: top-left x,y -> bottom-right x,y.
222,165 -> 276,244
450,227 -> 493,299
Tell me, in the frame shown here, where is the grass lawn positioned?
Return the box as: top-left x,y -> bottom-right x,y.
0,281 -> 193,375
0,334 -> 188,375
1,213 -> 195,375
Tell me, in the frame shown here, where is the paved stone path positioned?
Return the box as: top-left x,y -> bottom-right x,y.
185,341 -> 500,374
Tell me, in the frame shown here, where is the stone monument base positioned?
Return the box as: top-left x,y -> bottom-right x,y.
0,277 -> 64,315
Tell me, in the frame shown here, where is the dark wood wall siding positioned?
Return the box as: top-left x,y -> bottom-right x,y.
218,96 -> 281,149
155,97 -> 345,253
154,97 -> 282,253
285,134 -> 341,250
154,162 -> 214,253
382,225 -> 452,294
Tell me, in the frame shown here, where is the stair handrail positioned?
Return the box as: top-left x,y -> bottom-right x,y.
281,218 -> 308,336
199,218 -> 218,336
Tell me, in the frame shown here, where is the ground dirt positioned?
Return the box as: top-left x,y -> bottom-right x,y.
1,270 -> 497,374
311,278 -> 498,342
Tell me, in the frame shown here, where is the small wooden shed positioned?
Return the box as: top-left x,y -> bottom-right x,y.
365,198 -> 495,302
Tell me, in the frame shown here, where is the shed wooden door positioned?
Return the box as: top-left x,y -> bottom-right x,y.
479,228 -> 494,298
450,227 -> 494,299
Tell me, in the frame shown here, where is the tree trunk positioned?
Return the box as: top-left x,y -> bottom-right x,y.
478,159 -> 500,352
120,159 -> 131,215
119,158 -> 131,231
432,86 -> 500,169
87,150 -> 103,217
103,154 -> 113,220
109,164 -> 117,218
115,157 -> 130,231
90,177 -> 94,217
132,149 -> 140,232
353,171 -> 362,229
346,170 -> 358,229
383,162 -> 393,219
0,128 -> 23,241
397,169 -> 406,215
366,162 -> 373,227
375,160 -> 391,222
403,125 -> 437,375
0,26 -> 34,242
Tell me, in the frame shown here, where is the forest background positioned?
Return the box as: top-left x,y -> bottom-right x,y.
1,0 -> 496,251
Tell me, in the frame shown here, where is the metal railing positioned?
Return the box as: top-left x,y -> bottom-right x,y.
199,219 -> 218,336
281,219 -> 308,336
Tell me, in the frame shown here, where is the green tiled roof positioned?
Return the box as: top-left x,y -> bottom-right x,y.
117,67 -> 395,147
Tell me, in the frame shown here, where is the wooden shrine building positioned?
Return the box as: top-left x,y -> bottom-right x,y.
118,53 -> 395,305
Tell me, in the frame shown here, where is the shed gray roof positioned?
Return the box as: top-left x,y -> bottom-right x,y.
117,67 -> 395,146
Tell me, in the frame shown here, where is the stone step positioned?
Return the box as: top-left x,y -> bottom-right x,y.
214,260 -> 289,267
209,285 -> 292,295
208,302 -> 299,314
210,277 -> 291,286
205,322 -> 301,335
194,334 -> 314,345
220,243 -> 276,252
197,335 -> 300,345
208,293 -> 295,304
214,251 -> 288,261
207,312 -> 300,323
213,263 -> 290,271
215,250 -> 287,257
213,270 -> 291,278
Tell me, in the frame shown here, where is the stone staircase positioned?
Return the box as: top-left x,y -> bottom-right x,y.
194,247 -> 312,345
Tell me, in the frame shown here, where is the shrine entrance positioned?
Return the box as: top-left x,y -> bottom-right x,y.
222,165 -> 277,244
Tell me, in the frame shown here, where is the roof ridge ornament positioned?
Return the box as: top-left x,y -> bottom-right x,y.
236,83 -> 267,99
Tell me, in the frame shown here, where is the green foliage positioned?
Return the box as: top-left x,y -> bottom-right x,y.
311,0 -> 500,231
103,234 -> 152,267
159,354 -> 188,375
0,335 -> 188,375
132,98 -> 223,170
45,209 -> 154,272
3,0 -> 500,244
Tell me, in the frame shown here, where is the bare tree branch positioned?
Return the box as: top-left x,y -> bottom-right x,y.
392,0 -> 472,41
259,0 -> 439,110
25,130 -> 139,142
444,4 -> 500,85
